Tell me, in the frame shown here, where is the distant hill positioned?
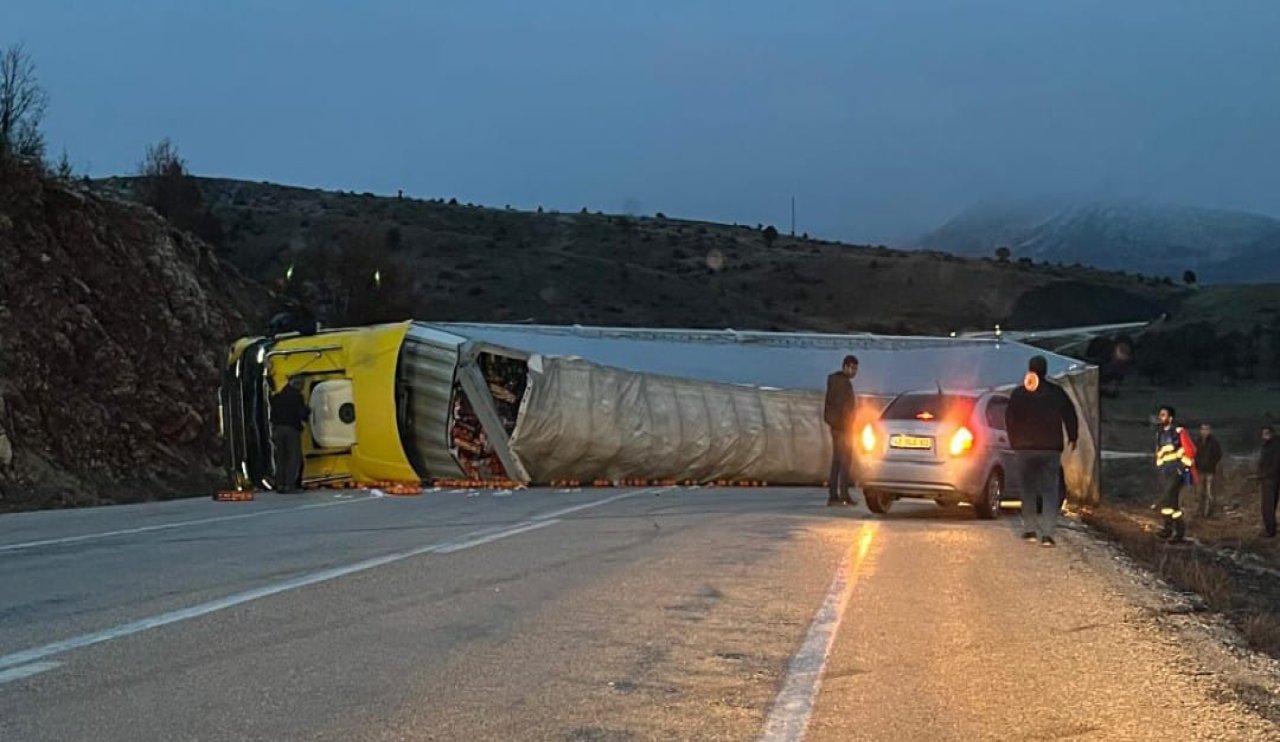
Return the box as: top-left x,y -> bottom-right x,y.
918,200 -> 1280,283
110,177 -> 1191,335
913,199 -> 1065,257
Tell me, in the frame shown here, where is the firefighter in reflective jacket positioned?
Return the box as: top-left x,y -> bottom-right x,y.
1154,405 -> 1198,543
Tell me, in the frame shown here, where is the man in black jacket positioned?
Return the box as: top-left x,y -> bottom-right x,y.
824,355 -> 859,507
1005,356 -> 1079,547
269,376 -> 310,493
1194,423 -> 1224,519
1259,425 -> 1280,538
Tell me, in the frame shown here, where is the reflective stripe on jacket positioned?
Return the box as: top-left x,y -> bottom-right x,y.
1156,426 -> 1198,484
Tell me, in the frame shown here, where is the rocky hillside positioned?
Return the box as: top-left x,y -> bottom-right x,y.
919,200 -> 1280,283
95,177 -> 1183,336
0,164 -> 268,512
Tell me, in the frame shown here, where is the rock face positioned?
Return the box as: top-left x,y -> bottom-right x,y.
0,165 -> 267,512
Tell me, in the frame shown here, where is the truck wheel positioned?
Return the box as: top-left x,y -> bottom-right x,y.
974,470 -> 1004,520
865,489 -> 893,515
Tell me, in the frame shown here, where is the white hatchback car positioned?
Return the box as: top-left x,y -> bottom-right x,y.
857,390 -> 1015,518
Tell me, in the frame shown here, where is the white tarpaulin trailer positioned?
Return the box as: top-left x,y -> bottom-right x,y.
408,323 -> 1101,503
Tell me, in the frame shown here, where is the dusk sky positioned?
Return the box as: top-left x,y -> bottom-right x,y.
9,1 -> 1280,244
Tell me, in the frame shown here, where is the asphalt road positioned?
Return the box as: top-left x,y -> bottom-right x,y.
1,487 -> 1276,741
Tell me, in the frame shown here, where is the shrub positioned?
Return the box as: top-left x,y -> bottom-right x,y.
135,138 -> 224,246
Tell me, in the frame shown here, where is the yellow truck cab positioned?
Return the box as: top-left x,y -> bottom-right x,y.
220,322 -> 420,490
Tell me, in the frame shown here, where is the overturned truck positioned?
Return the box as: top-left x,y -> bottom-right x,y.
220,322 -> 1100,502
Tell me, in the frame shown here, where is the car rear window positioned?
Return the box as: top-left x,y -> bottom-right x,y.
984,396 -> 1009,431
881,393 -> 977,421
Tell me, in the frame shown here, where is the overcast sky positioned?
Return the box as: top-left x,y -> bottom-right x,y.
10,0 -> 1280,244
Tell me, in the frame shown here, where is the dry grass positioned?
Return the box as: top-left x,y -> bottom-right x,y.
1084,503 -> 1280,659
1163,553 -> 1234,611
1100,455 -> 1279,564
1171,285 -> 1280,334
1100,382 -> 1280,571
1242,613 -> 1280,652
1093,440 -> 1280,658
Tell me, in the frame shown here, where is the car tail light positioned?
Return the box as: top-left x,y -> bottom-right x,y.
949,426 -> 975,456
916,411 -> 935,421
861,423 -> 877,453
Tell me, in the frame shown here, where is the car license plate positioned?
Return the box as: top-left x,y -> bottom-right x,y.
890,434 -> 933,450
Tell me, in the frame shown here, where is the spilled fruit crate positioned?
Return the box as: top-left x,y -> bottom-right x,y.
213,489 -> 255,502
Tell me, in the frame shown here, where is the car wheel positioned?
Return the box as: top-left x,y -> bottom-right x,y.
974,470 -> 1003,520
865,489 -> 893,515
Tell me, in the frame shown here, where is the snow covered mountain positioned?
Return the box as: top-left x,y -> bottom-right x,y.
918,200 -> 1280,283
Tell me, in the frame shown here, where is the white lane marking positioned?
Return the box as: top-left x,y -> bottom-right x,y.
0,490 -> 648,672
531,487 -> 667,521
760,523 -> 879,742
435,519 -> 557,554
0,496 -> 380,553
0,661 -> 62,685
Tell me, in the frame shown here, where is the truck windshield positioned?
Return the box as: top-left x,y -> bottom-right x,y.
220,339 -> 274,488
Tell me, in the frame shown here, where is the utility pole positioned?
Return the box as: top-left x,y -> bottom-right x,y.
790,196 -> 796,237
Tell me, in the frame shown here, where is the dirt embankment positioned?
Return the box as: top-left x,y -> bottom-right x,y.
1088,455 -> 1280,661
0,165 -> 268,512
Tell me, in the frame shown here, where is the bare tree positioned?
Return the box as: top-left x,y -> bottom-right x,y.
138,137 -> 187,182
54,147 -> 74,180
135,138 -> 224,246
0,43 -> 48,164
137,137 -> 196,220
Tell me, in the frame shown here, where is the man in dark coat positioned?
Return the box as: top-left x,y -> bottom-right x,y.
1259,425 -> 1280,538
824,355 -> 859,507
1006,355 -> 1079,547
1194,423 -> 1224,519
269,376 -> 309,493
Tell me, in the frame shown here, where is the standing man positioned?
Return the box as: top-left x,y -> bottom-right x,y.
270,376 -> 309,493
1258,425 -> 1280,539
1006,355 -> 1079,547
1194,423 -> 1224,519
824,354 -> 860,507
1154,406 -> 1197,543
